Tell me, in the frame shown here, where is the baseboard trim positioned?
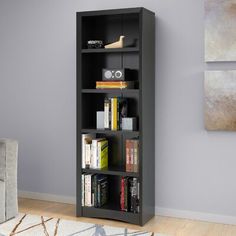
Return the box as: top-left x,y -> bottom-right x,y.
156,207 -> 236,225
18,190 -> 76,204
18,191 -> 236,225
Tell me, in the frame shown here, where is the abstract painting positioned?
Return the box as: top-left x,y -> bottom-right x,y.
205,0 -> 236,61
205,71 -> 236,130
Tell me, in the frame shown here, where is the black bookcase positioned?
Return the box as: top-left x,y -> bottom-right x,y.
76,7 -> 155,226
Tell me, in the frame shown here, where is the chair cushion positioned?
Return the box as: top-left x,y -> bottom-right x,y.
0,139 -> 18,221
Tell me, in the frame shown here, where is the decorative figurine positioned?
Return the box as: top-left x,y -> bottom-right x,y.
105,36 -> 125,49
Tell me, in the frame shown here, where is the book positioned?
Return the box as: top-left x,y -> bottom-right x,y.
120,177 -> 132,212
133,139 -> 139,173
96,81 -> 134,89
130,141 -> 134,172
126,139 -> 132,172
91,138 -> 106,169
96,175 -> 108,207
111,98 -> 118,131
85,143 -> 91,168
83,174 -> 109,208
93,174 -> 98,207
97,139 -> 108,169
104,97 -> 128,131
104,98 -> 110,129
91,175 -> 95,206
129,177 -> 140,213
82,134 -> 95,168
85,174 -> 93,207
125,139 -> 134,172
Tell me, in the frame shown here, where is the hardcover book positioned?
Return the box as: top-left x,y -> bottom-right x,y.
104,98 -> 110,129
97,139 -> 108,169
96,81 -> 134,89
82,134 -> 95,169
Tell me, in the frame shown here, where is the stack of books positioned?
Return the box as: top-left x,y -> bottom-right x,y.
126,139 -> 139,173
96,81 -> 134,89
82,134 -> 108,169
104,97 -> 128,131
120,177 -> 140,213
82,174 -> 108,207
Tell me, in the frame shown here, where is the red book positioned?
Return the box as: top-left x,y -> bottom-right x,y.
126,140 -> 131,172
120,177 -> 125,211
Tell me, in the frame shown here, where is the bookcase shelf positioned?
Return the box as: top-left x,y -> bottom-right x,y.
82,47 -> 139,53
77,7 -> 155,226
82,89 -> 139,95
82,167 -> 139,177
81,129 -> 139,136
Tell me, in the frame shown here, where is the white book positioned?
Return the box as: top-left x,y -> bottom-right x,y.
82,134 -> 95,168
91,138 -> 105,169
104,98 -> 110,129
85,174 -> 92,207
85,144 -> 91,168
81,174 -> 84,206
111,98 -> 114,130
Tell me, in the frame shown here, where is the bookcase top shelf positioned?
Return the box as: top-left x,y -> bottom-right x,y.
82,167 -> 139,177
77,7 -> 154,16
82,48 -> 139,53
82,89 -> 139,94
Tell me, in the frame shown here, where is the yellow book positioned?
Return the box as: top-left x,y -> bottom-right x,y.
111,98 -> 118,131
98,140 -> 108,169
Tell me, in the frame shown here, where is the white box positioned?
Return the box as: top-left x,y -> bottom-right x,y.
96,111 -> 104,129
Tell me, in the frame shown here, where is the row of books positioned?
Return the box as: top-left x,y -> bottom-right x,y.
104,97 -> 127,131
82,174 -> 108,207
126,139 -> 139,173
96,81 -> 134,89
82,134 -> 108,169
120,177 -> 140,213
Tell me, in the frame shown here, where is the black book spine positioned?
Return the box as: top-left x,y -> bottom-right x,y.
100,180 -> 108,207
129,177 -> 140,213
93,174 -> 97,208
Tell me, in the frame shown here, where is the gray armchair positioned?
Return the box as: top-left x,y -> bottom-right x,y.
0,139 -> 18,223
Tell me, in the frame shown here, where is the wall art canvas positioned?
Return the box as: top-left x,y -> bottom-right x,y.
205,71 -> 236,130
205,0 -> 236,62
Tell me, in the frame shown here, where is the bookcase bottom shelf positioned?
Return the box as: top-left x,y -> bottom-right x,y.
82,206 -> 140,225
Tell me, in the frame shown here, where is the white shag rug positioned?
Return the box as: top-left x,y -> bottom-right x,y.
0,213 -> 164,236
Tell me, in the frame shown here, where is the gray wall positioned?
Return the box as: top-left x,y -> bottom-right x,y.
1,0 -> 236,217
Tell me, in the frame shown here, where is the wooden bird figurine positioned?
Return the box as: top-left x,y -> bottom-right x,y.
105,36 -> 125,49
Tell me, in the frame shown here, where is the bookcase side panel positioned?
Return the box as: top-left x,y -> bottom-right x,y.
140,10 -> 155,225
76,12 -> 82,216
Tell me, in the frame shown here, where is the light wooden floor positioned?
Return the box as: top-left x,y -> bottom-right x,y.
19,198 -> 236,236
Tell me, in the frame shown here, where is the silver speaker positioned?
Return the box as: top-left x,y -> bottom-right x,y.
102,69 -> 125,81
